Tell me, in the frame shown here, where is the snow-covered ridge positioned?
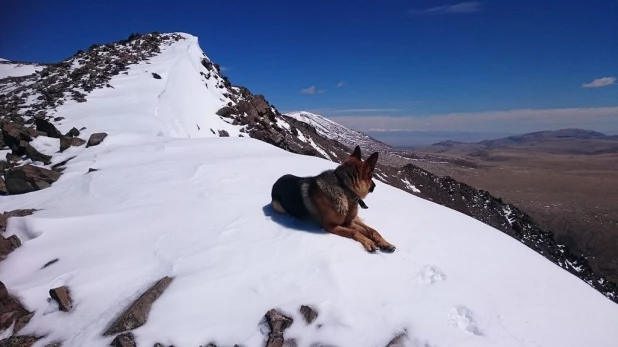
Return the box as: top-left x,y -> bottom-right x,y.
0,60 -> 46,79
286,111 -> 392,153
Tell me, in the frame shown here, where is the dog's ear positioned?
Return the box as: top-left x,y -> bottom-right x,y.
364,152 -> 379,173
350,145 -> 362,160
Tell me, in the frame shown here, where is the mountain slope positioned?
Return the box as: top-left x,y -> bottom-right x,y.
0,32 -> 617,347
3,137 -> 618,347
285,111 -> 391,153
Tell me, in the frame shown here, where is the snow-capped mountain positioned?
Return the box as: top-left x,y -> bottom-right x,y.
1,32 -> 617,347
285,111 -> 392,153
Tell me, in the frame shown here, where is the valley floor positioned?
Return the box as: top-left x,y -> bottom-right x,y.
408,148 -> 618,284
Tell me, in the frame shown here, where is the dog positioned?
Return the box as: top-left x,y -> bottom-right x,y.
270,145 -> 396,253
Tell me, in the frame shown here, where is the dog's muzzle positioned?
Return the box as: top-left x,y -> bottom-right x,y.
369,180 -> 376,193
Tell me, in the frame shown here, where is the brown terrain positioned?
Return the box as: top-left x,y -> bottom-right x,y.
399,129 -> 618,283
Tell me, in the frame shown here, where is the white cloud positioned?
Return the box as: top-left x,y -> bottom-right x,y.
220,66 -> 229,72
409,1 -> 482,15
582,77 -> 616,88
337,81 -> 345,88
328,107 -> 618,133
300,86 -> 325,95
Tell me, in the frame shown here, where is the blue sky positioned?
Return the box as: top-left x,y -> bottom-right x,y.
2,0 -> 617,135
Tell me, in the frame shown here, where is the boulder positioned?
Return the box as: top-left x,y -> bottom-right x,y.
109,332 -> 136,347
65,127 -> 80,138
49,286 -> 73,312
0,336 -> 38,347
218,130 -> 230,137
34,118 -> 63,138
0,177 -> 6,195
299,305 -> 318,325
4,165 -> 61,194
1,122 -> 33,148
60,136 -> 86,152
103,276 -> 174,335
151,72 -> 162,79
86,132 -> 108,147
264,309 -> 294,347
19,141 -> 51,164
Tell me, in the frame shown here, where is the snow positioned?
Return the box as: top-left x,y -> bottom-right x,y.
402,178 -> 421,194
286,111 -> 391,153
1,137 -> 618,347
1,32 -> 618,347
0,61 -> 44,79
43,33 -> 240,140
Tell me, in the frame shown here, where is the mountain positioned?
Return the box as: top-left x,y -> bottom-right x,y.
422,128 -> 618,156
0,32 -> 617,347
285,111 -> 392,153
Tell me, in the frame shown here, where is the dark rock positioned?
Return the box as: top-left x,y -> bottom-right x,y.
5,165 -> 61,194
44,343 -> 62,347
385,331 -> 408,347
151,73 -> 162,79
1,122 -> 33,148
54,117 -> 65,122
0,209 -> 36,233
14,312 -> 33,333
20,141 -> 51,164
86,133 -> 108,147
264,309 -> 294,347
0,177 -> 6,195
42,258 -> 59,269
51,156 -> 75,171
103,276 -> 174,335
0,336 -> 38,347
59,136 -> 86,152
0,281 -> 32,333
0,235 -> 14,259
0,161 -> 8,172
49,286 -> 72,312
109,332 -> 136,347
34,118 -> 62,138
218,130 -> 229,137
65,127 -> 80,138
87,168 -> 99,173
6,153 -> 21,164
299,305 -> 318,325
216,106 -> 234,117
7,235 -> 21,249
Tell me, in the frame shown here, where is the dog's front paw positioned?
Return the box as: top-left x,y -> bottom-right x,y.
377,241 -> 396,253
362,240 -> 378,253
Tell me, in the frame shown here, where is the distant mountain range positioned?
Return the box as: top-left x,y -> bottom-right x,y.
426,128 -> 618,155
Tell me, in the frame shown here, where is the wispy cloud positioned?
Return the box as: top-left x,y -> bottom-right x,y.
328,107 -> 618,134
408,1 -> 482,15
220,66 -> 230,72
301,86 -> 326,95
582,77 -> 616,88
337,81 -> 345,88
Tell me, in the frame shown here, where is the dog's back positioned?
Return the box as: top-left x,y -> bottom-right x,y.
271,174 -> 317,221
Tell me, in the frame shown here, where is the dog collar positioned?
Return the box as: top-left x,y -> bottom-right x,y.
354,196 -> 369,209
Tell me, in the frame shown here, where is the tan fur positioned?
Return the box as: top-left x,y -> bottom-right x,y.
310,147 -> 396,253
271,200 -> 288,214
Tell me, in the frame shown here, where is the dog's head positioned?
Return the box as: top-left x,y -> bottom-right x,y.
340,145 -> 379,199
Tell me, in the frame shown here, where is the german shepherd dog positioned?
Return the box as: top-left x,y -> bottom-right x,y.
270,146 -> 396,253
